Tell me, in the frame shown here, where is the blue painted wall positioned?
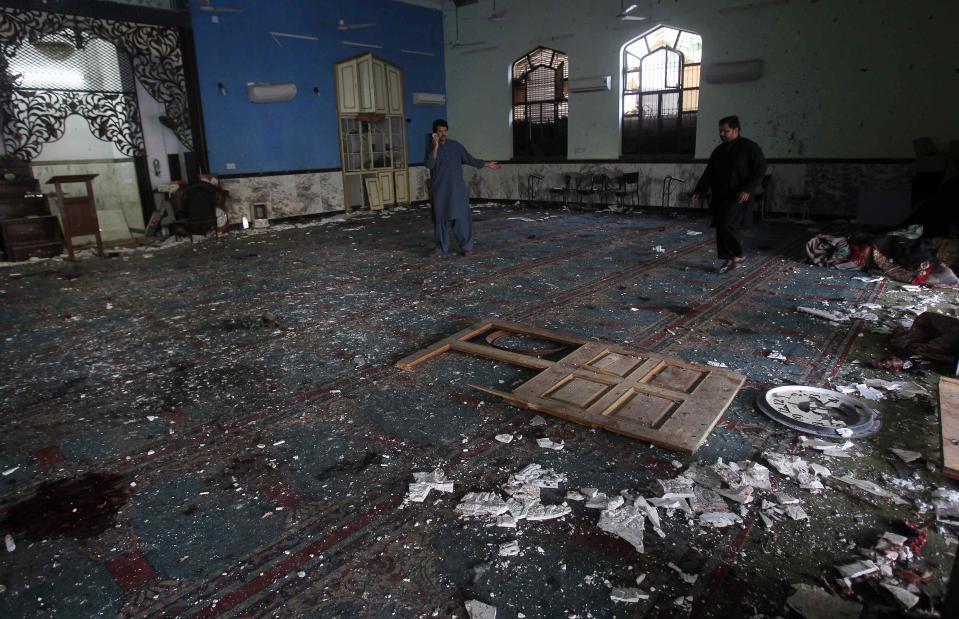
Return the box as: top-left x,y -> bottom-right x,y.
191,0 -> 446,174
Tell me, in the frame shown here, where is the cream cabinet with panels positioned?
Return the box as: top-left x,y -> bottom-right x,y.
335,53 -> 409,212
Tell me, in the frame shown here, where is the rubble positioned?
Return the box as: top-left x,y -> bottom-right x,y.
834,475 -> 909,505
698,512 -> 741,528
498,540 -> 520,557
597,503 -> 646,552
536,437 -> 564,450
465,599 -> 497,619
785,584 -> 862,619
405,469 -> 455,503
610,587 -> 649,602
456,492 -> 510,517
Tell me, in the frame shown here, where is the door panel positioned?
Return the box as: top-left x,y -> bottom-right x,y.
397,320 -> 745,453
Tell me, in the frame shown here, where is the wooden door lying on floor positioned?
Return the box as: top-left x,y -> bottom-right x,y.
395,319 -> 746,454
940,376 -> 959,480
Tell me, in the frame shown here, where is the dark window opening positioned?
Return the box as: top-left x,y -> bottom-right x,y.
512,46 -> 568,160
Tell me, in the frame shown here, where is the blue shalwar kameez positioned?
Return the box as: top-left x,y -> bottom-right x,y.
425,139 -> 485,254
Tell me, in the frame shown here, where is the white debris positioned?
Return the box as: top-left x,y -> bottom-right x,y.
933,487 -> 959,518
524,502 -> 572,521
635,496 -> 665,538
667,562 -> 698,584
863,379 -> 928,399
530,415 -> 547,427
494,434 -> 514,444
786,584 -> 862,619
768,351 -> 787,361
706,360 -> 728,368
465,599 -> 497,619
855,383 -> 884,401
881,583 -> 919,609
498,540 -> 520,557
835,427 -> 854,438
686,230 -> 703,236
565,490 -> 585,501
536,437 -> 565,450
799,436 -> 854,458
598,504 -> 646,552
456,492 -> 510,517
776,493 -> 800,505
785,505 -> 810,521
836,559 -> 879,579
496,514 -> 517,528
891,448 -> 922,463
835,475 -> 908,504
1,466 -> 19,476
797,306 -> 848,322
501,464 -> 566,501
3,534 -> 14,552
610,587 -> 649,602
406,469 -> 454,502
698,512 -> 741,528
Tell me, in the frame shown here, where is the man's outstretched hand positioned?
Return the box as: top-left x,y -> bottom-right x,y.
485,161 -> 500,171
737,191 -> 750,203
691,193 -> 701,208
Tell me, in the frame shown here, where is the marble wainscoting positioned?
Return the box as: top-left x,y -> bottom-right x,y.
219,167 -> 430,223
219,171 -> 344,222
462,161 -> 911,218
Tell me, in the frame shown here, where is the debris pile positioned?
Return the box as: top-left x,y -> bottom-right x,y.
404,469 -> 454,503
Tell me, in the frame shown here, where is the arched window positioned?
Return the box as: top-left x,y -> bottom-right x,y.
511,47 -> 568,160
622,27 -> 701,157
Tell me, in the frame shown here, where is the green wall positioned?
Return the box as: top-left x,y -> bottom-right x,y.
444,0 -> 958,160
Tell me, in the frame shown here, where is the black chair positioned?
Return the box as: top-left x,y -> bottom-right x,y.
526,173 -> 544,206
661,175 -> 686,208
171,182 -> 222,241
547,174 -> 572,208
576,174 -> 607,208
752,173 -> 773,225
613,172 -> 641,208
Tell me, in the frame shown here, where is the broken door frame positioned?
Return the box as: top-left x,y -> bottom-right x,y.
396,319 -> 746,453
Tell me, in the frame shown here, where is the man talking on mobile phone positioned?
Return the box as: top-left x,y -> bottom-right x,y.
425,118 -> 500,257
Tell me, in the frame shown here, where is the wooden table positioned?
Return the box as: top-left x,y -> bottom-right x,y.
46,174 -> 102,259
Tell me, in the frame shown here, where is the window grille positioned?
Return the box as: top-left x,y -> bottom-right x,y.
9,31 -> 135,93
511,46 -> 568,160
622,26 -> 701,157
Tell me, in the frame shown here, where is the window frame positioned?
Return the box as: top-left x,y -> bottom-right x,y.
621,26 -> 701,160
510,46 -> 569,161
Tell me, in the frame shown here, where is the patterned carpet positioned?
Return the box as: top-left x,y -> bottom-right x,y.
0,204 -> 894,618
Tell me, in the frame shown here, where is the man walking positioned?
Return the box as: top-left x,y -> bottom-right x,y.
425,119 -> 500,257
691,115 -> 766,273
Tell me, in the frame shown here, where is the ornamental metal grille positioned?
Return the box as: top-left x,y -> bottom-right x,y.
622,26 -> 701,157
9,32 -> 135,93
2,30 -> 144,158
512,46 -> 568,159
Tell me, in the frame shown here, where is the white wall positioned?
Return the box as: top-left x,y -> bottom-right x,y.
444,0 -> 959,160
138,79 -> 189,187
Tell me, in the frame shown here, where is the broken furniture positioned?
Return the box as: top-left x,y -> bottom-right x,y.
0,161 -> 63,261
940,376 -> 959,480
661,175 -> 685,208
169,181 -> 227,240
526,173 -> 544,206
396,319 -> 745,453
46,174 -> 102,260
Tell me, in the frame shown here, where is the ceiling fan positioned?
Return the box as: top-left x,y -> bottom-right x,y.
448,5 -> 487,49
324,3 -> 376,31
464,0 -> 510,22
616,1 -> 648,21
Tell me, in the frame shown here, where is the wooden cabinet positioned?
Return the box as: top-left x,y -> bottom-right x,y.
336,61 -> 360,114
386,65 -> 403,115
335,53 -> 408,211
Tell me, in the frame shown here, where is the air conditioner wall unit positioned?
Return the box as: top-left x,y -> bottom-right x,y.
412,92 -> 446,106
568,75 -> 611,93
247,82 -> 297,103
